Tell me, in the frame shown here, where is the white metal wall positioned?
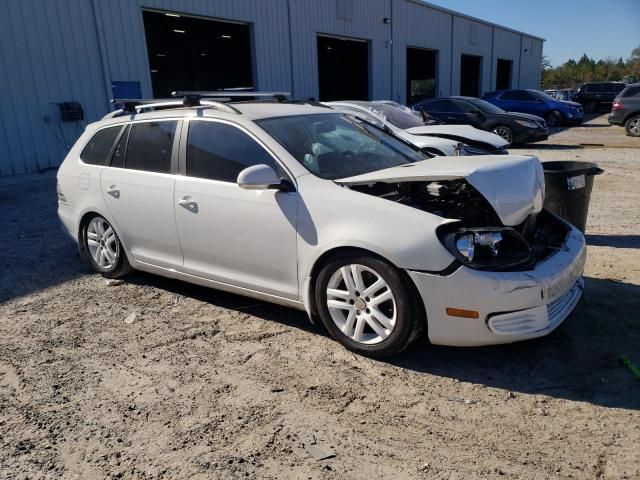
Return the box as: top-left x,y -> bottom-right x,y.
451,16 -> 493,97
519,37 -> 544,89
288,0 -> 392,100
0,0 -> 543,176
0,0 -> 108,176
391,0 -> 452,102
491,28 -> 521,89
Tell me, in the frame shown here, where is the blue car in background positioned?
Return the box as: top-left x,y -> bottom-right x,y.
482,89 -> 584,127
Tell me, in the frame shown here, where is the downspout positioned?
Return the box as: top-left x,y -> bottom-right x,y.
450,14 -> 454,95
91,0 -> 113,112
517,35 -> 523,88
490,26 -> 495,91
390,0 -> 394,101
286,0 -> 295,97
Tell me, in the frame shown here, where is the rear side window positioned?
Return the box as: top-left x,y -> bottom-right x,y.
614,84 -> 626,93
420,99 -> 448,111
622,86 -> 640,98
499,90 -> 531,101
186,121 -> 282,183
125,121 -> 177,173
80,126 -> 121,165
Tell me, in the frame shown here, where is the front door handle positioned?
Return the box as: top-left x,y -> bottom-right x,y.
178,196 -> 198,213
106,185 -> 120,198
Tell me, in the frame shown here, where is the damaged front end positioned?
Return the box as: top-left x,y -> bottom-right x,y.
336,155 -> 571,272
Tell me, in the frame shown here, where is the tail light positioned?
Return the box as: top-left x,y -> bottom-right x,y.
56,181 -> 68,205
612,102 -> 623,110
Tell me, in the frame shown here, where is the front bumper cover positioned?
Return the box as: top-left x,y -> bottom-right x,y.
408,226 -> 586,346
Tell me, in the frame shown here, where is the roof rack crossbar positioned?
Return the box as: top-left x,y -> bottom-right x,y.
171,90 -> 291,98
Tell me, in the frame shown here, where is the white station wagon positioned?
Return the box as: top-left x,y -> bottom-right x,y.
57,94 -> 586,357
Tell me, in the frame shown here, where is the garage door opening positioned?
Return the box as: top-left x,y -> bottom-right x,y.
142,10 -> 254,98
460,54 -> 482,97
406,47 -> 437,105
496,59 -> 513,90
317,35 -> 369,101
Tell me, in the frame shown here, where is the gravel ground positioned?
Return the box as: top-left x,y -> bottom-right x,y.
1,121 -> 639,479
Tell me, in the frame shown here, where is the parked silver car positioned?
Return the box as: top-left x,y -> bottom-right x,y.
57,95 -> 585,357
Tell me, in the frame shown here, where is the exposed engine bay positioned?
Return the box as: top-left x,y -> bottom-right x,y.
349,180 -> 570,270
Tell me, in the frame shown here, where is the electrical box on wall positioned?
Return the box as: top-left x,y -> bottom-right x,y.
59,102 -> 84,121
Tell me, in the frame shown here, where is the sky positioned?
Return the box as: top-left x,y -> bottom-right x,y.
425,0 -> 640,67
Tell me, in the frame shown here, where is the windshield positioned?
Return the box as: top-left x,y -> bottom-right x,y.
466,98 -> 506,114
257,113 -> 427,180
367,103 -> 425,129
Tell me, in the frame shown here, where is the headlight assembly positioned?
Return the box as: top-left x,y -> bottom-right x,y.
440,226 -> 531,270
514,119 -> 538,129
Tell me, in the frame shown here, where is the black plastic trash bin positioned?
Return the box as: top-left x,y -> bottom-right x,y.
542,161 -> 603,233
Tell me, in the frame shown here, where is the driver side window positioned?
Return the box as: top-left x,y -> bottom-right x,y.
186,121 -> 285,182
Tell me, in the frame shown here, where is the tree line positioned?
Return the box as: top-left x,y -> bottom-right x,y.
541,46 -> 640,89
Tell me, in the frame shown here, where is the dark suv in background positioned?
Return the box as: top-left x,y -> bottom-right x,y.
573,82 -> 627,113
608,83 -> 640,137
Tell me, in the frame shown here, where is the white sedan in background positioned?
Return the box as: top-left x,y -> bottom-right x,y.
57,97 -> 585,357
324,100 -> 509,156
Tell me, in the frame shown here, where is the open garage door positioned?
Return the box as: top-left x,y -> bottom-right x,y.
142,10 -> 254,98
317,35 -> 369,101
496,59 -> 513,90
460,54 -> 482,97
406,47 -> 437,105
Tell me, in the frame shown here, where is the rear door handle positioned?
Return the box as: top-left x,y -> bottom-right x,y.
106,185 -> 120,198
178,196 -> 198,213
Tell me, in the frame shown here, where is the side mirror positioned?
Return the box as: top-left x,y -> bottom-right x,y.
237,164 -> 294,191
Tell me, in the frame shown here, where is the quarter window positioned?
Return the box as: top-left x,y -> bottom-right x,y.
124,121 -> 177,173
80,126 -> 122,165
186,121 -> 283,182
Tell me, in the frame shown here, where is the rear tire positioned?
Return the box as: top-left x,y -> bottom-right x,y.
314,254 -> 423,358
490,125 -> 513,146
82,215 -> 132,279
584,101 -> 598,114
625,115 -> 640,137
545,110 -> 562,127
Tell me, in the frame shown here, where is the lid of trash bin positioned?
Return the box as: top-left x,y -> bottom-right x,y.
542,161 -> 603,176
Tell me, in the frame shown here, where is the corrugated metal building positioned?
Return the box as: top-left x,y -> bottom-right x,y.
0,0 -> 543,176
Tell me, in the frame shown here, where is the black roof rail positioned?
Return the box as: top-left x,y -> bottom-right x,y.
110,96 -> 241,114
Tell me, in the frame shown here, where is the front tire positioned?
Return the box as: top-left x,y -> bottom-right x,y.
625,115 -> 640,137
83,215 -> 131,278
545,110 -> 562,127
490,125 -> 513,146
314,254 -> 423,358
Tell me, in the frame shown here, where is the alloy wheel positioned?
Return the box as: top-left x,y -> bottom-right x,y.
491,126 -> 512,145
628,117 -> 640,136
86,217 -> 119,270
326,264 -> 397,345
546,112 -> 560,127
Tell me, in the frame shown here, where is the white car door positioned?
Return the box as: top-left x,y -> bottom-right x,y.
100,120 -> 183,269
173,119 -> 298,299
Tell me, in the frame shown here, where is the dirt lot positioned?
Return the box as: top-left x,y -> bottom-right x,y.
1,114 -> 639,479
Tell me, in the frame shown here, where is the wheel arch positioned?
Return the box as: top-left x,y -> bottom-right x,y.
77,209 -> 128,261
303,246 -> 427,336
624,111 -> 640,124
